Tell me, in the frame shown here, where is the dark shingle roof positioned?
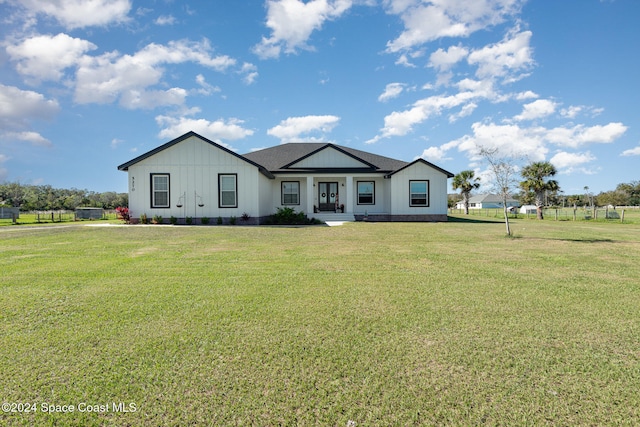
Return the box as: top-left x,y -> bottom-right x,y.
243,143 -> 408,173
117,132 -> 454,178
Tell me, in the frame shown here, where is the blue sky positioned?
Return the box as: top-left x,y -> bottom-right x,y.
1,0 -> 638,195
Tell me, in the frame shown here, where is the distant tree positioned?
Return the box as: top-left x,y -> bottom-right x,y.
479,147 -> 519,236
520,162 -> 559,220
617,181 -> 640,206
452,170 -> 481,214
597,190 -> 630,208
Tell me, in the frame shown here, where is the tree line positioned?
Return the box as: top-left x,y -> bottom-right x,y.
451,174 -> 640,211
0,182 -> 128,211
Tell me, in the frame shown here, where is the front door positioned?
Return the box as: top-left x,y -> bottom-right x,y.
318,182 -> 338,211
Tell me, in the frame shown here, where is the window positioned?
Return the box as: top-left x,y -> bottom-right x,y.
409,180 -> 429,207
219,174 -> 237,208
281,181 -> 300,205
357,181 -> 375,205
151,174 -> 170,208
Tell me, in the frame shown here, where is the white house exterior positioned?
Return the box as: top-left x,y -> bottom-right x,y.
455,194 -> 519,210
118,131 -> 454,223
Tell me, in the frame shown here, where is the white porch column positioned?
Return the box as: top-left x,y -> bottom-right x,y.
345,175 -> 354,213
306,177 -> 315,215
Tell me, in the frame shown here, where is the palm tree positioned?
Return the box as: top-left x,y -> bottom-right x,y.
452,170 -> 481,215
520,161 -> 559,220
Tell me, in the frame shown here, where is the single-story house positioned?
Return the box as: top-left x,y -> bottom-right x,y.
117,131 -> 454,224
455,194 -> 519,210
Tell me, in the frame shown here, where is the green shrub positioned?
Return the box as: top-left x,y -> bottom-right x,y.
186,217 -> 193,225
152,215 -> 163,224
169,216 -> 178,225
229,216 -> 237,225
200,217 -> 210,225
269,207 -> 309,225
217,216 -> 223,225
139,213 -> 148,224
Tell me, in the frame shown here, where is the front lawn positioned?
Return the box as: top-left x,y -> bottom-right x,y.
1,220 -> 639,425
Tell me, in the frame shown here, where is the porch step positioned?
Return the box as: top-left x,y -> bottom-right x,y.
312,213 -> 356,223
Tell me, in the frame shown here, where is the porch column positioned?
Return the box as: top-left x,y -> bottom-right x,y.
345,175 -> 354,213
306,177 -> 315,215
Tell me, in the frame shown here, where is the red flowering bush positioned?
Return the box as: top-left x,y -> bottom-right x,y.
115,206 -> 130,223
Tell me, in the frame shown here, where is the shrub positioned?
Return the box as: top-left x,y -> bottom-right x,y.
200,217 -> 210,225
115,206 -> 130,223
169,216 -> 178,225
269,207 -> 309,225
185,217 -> 193,225
152,215 -> 163,224
241,212 -> 251,222
229,216 -> 237,225
140,213 -> 148,224
217,216 -> 223,225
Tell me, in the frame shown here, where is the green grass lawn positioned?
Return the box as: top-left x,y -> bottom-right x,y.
1,219 -> 639,426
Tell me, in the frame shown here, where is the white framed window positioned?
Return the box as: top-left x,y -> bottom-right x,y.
281,181 -> 300,205
409,180 -> 429,207
151,174 -> 170,208
357,181 -> 375,205
219,174 -> 237,208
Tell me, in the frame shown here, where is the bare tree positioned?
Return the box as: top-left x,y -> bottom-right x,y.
478,147 -> 520,236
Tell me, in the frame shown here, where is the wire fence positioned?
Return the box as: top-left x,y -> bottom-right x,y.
448,206 -> 640,223
0,210 -> 119,226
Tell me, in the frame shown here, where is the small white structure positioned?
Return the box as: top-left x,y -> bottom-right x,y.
519,205 -> 537,214
118,131 -> 454,223
456,194 -> 519,210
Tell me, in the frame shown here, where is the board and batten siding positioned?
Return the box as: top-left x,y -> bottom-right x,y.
289,147 -> 369,169
126,135 -> 260,220
389,162 -> 449,216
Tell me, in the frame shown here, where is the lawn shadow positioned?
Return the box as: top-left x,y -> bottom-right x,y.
447,215 -> 511,224
551,238 -> 617,244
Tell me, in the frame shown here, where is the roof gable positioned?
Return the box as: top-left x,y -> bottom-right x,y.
117,131 -> 274,178
385,158 -> 454,178
242,143 -> 408,173
283,144 -> 377,169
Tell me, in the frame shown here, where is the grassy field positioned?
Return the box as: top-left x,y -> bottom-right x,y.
1,218 -> 639,426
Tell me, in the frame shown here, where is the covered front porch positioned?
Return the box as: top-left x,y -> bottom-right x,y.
300,175 -> 388,217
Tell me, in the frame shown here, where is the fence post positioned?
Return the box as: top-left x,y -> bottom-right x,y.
621,210 -> 625,223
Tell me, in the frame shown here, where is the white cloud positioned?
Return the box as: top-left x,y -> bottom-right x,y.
428,44 -> 469,71
6,33 -> 97,83
74,39 -> 236,108
545,122 -> 627,148
156,115 -> 254,143
384,0 -> 524,53
550,151 -> 595,171
621,146 -> 640,157
239,62 -> 259,85
267,115 -> 340,142
513,99 -> 557,121
0,131 -> 52,147
368,79 -> 497,143
467,29 -> 534,82
455,122 -> 548,161
395,54 -> 417,68
17,0 -> 132,29
253,0 -> 353,59
560,105 -> 582,119
0,84 -> 59,130
449,102 -> 477,122
378,83 -> 405,102
155,15 -> 176,25
119,88 -> 188,110
515,90 -> 538,100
